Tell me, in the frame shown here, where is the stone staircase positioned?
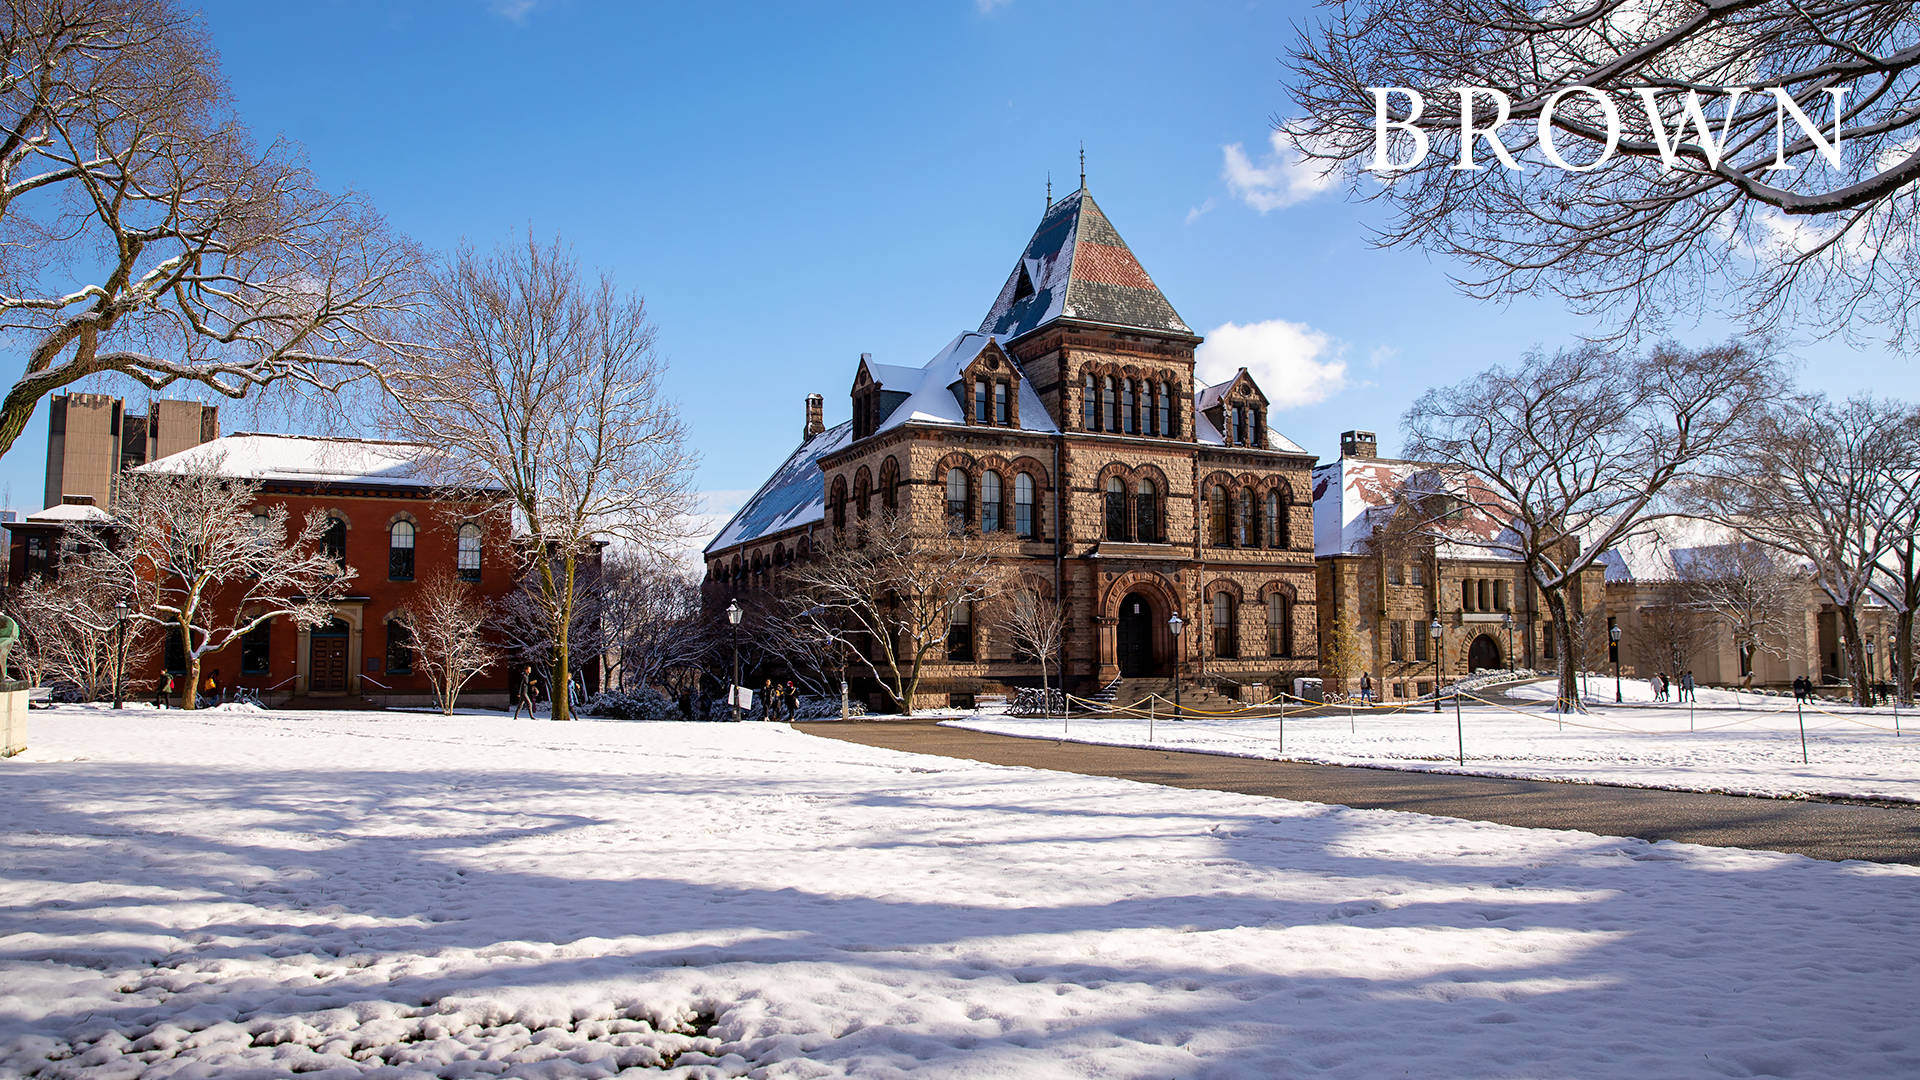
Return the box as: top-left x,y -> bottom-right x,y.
1092,677 -> 1244,717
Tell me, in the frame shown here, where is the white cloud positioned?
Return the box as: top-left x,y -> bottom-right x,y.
1196,319 -> 1350,410
1184,198 -> 1216,225
1367,344 -> 1398,368
1221,130 -> 1338,213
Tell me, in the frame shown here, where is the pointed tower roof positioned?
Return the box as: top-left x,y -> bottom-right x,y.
979,189 -> 1193,342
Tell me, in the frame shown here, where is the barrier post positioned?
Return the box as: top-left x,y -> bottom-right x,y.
1796,697 -> 1808,764
1148,696 -> 1155,744
1278,697 -> 1285,754
1454,689 -> 1464,765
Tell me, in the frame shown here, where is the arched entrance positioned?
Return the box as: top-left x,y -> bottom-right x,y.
309,617 -> 350,693
1468,633 -> 1502,672
1116,592 -> 1156,677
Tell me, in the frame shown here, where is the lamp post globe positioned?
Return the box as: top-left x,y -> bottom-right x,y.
1167,612 -> 1185,716
1609,623 -> 1623,703
725,600 -> 744,722
1429,618 -> 1442,712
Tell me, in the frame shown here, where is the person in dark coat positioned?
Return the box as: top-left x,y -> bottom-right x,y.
513,664 -> 544,719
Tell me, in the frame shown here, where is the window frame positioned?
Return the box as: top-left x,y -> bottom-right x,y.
388,519 -> 416,581
1014,472 -> 1036,539
457,523 -> 482,581
981,469 -> 1003,533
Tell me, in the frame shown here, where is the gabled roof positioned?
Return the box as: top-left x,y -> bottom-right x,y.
25,501 -> 111,524
979,188 -> 1192,341
136,433 -> 454,489
870,331 -> 1059,437
705,421 -> 852,554
1192,376 -> 1306,454
1311,454 -> 1522,560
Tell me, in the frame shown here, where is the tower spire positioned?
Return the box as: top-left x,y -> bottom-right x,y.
1079,142 -> 1086,190
1046,171 -> 1052,208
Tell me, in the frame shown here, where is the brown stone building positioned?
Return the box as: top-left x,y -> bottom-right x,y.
43,393 -> 218,512
704,186 -> 1318,708
1311,431 -> 1607,700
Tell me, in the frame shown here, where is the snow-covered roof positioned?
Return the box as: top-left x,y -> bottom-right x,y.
1590,517 -> 1783,584
870,331 -> 1060,436
1311,454 -> 1523,561
136,433 -> 453,488
705,421 -> 852,554
25,501 -> 112,524
979,188 -> 1191,341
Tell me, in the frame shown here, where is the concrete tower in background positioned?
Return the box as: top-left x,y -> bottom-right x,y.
43,393 -> 219,512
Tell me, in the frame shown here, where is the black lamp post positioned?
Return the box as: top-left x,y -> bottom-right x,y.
1867,634 -> 1877,706
113,599 -> 129,710
1429,618 -> 1442,712
1609,623 -> 1623,703
726,599 -> 743,722
1168,611 -> 1185,717
1502,612 -> 1514,673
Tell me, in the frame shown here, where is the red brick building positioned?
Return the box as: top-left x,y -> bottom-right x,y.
9,433 -> 516,707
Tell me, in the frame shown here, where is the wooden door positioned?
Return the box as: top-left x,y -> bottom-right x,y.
310,635 -> 348,693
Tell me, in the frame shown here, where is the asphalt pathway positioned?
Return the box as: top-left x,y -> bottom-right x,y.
801,718 -> 1920,865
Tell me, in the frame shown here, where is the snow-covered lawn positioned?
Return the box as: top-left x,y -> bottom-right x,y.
951,678 -> 1920,802
2,705 -> 1917,1078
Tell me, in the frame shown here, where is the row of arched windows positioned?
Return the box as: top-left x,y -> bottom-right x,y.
1083,371 -> 1181,437
1103,476 -> 1162,543
711,535 -> 816,587
946,466 -> 1043,539
254,511 -> 483,582
1208,590 -> 1297,660
1205,484 -> 1295,550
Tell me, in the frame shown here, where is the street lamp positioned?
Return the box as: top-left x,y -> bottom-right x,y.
1502,612 -> 1514,673
1429,618 -> 1443,712
1610,623 -> 1623,703
113,599 -> 129,710
1867,634 -> 1877,706
725,599 -> 744,722
1167,611 -> 1185,717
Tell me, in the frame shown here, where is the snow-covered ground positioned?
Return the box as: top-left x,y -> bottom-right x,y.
4,706 -> 1919,1078
952,677 -> 1920,802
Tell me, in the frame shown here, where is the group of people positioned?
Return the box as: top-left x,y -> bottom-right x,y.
1649,670 -> 1697,703
1792,675 -> 1817,702
150,672 -> 223,709
759,678 -> 801,721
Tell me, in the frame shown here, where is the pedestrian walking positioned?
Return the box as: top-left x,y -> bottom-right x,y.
154,673 -> 174,709
1648,674 -> 1661,701
762,678 -> 779,721
512,664 -> 543,719
1681,670 -> 1696,703
1359,672 -> 1373,703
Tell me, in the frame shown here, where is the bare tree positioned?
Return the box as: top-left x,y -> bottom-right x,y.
1635,582 -> 1708,682
387,236 -> 695,721
6,544 -> 156,699
991,577 -> 1067,717
1681,540 -> 1805,689
786,512 -> 1000,716
0,0 -> 416,460
390,565 -> 501,715
1706,393 -> 1917,703
1868,408 -> 1920,704
1404,339 -> 1775,709
1288,0 -> 1920,343
597,548 -> 710,694
1317,617 -> 1362,700
94,459 -> 351,709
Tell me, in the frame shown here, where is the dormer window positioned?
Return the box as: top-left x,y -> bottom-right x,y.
994,381 -> 1009,425
974,379 -> 989,424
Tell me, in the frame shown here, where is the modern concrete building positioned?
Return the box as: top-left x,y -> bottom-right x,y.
43,393 -> 218,512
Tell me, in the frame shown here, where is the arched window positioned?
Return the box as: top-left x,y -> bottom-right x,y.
1083,372 -> 1097,430
1209,485 -> 1229,546
1105,475 -> 1129,540
1268,593 -> 1293,657
981,470 -> 1002,532
1237,489 -> 1254,547
386,619 -> 415,675
975,379 -> 990,424
1102,377 -> 1117,432
1252,408 -> 1265,448
388,520 -> 415,580
855,471 -> 871,518
1121,380 -> 1135,434
946,468 -> 968,528
1014,472 -> 1036,539
458,523 -> 482,581
1266,490 -> 1283,549
322,516 -> 347,567
994,381 -> 1009,425
1145,383 -> 1158,436
250,511 -> 275,548
1162,381 -> 1177,438
947,600 -> 973,661
831,477 -> 848,529
241,619 -> 270,674
1213,592 -> 1237,659
1135,478 -> 1158,543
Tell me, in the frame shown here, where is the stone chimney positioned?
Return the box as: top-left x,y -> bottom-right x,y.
1340,430 -> 1377,459
804,393 -> 825,439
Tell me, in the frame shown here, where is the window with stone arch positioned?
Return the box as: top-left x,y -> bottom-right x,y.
1135,478 -> 1158,543
994,380 -> 1009,425
946,467 -> 969,530
1102,376 -> 1117,432
854,469 -> 871,519
1237,488 -> 1255,547
1208,484 -> 1229,546
1104,475 -> 1129,541
981,469 -> 1002,532
1083,372 -> 1097,430
1014,472 -> 1036,539
322,514 -> 348,568
388,519 -> 415,580
458,523 -> 482,581
1144,382 -> 1158,436
1266,489 -> 1290,549
1120,379 -> 1135,434
1212,591 -> 1238,659
831,476 -> 848,529
1161,380 -> 1177,438
880,457 -> 899,513
1268,591 -> 1294,658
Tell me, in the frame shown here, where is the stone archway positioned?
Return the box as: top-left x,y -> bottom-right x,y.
1116,593 -> 1156,677
1468,633 -> 1502,672
1098,571 -> 1183,681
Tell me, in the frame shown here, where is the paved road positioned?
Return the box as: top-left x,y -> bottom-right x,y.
801,719 -> 1920,865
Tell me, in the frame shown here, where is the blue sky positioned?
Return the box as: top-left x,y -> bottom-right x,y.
1,0 -> 1909,536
